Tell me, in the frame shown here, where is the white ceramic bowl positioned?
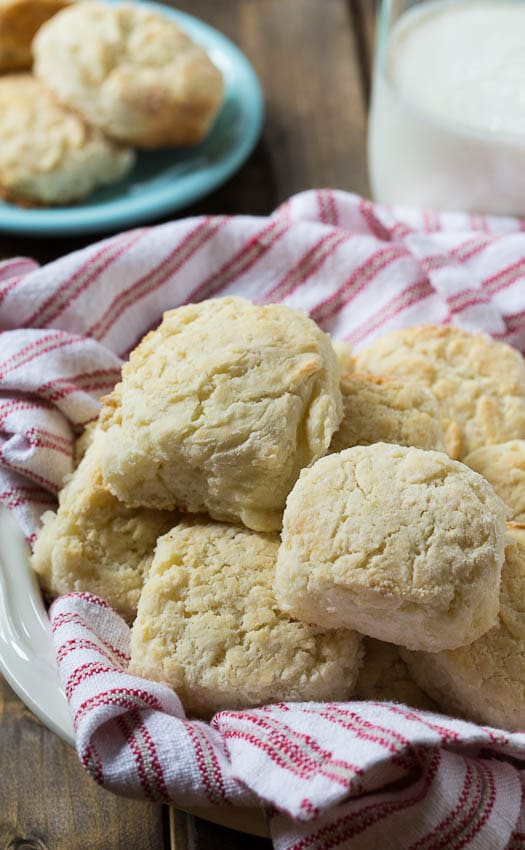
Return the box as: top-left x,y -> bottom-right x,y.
0,507 -> 269,836
0,508 -> 74,745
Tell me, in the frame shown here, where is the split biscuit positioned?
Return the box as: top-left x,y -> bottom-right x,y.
354,325 -> 525,459
31,428 -> 177,622
129,519 -> 363,717
0,0 -> 69,72
464,440 -> 525,523
330,373 -> 444,452
99,296 -> 343,532
402,524 -> 525,731
33,1 -> 224,147
355,638 -> 439,711
274,443 -> 508,651
0,74 -> 134,205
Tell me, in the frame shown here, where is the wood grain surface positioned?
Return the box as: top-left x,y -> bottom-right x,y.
0,678 -> 166,850
0,2 -> 377,847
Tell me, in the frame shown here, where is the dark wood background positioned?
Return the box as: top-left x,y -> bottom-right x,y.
0,2 -> 376,847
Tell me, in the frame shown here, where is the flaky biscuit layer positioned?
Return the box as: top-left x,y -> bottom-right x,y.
130,519 -> 362,716
355,325 -> 525,459
31,428 -> 177,621
100,296 -> 343,532
33,1 -> 224,147
275,443 -> 508,651
330,372 -> 444,452
402,523 -> 525,731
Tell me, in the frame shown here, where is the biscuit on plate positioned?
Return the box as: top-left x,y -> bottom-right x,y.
0,0 -> 69,72
99,296 -> 343,532
464,440 -> 525,523
33,1 -> 224,147
0,74 -> 134,205
402,523 -> 525,731
354,638 -> 438,711
129,519 -> 362,717
274,443 -> 508,651
354,325 -> 525,459
31,428 -> 177,622
330,373 -> 444,452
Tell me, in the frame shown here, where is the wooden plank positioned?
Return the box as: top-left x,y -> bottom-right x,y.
150,0 -> 371,205
0,677 -> 167,850
347,0 -> 378,104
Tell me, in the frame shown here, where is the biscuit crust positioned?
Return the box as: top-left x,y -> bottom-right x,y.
100,297 -> 343,532
0,74 -> 134,205
0,0 -> 69,72
33,1 -> 224,147
354,638 -> 438,711
355,325 -> 525,459
402,524 -> 525,731
465,440 -> 525,523
330,373 -> 444,453
31,429 -> 177,621
130,519 -> 362,716
274,443 -> 508,651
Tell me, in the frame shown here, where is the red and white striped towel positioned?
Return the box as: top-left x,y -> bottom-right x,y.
1,190 -> 525,849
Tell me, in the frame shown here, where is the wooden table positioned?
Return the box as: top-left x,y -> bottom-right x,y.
0,2 -> 375,847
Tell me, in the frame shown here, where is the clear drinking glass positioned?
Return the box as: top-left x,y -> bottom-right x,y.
368,0 -> 525,216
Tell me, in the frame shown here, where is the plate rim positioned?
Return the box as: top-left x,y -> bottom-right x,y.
0,0 -> 264,236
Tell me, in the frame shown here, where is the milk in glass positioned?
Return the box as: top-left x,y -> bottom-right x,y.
368,0 -> 525,215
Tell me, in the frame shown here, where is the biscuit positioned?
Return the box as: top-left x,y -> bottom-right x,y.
73,420 -> 97,468
274,443 -> 508,651
332,340 -> 354,376
33,2 -> 224,148
129,519 -> 362,717
354,638 -> 438,711
354,325 -> 525,459
100,297 -> 343,532
402,524 -> 525,731
0,0 -> 69,72
330,373 -> 445,452
0,74 -> 134,205
31,428 -> 177,622
464,440 -> 525,523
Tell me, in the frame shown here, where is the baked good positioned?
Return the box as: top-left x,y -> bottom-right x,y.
464,440 -> 525,522
31,428 -> 177,622
0,0 -> 69,72
332,340 -> 354,375
402,524 -> 525,731
354,638 -> 438,711
73,420 -> 97,468
330,373 -> 445,452
100,296 -> 343,532
129,519 -> 362,717
0,74 -> 134,205
274,443 -> 508,651
354,325 -> 525,459
33,1 -> 224,147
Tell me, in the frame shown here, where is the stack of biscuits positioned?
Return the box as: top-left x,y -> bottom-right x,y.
0,0 -> 223,205
32,296 -> 525,729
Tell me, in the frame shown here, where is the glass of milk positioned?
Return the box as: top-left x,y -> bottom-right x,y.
368,0 -> 525,216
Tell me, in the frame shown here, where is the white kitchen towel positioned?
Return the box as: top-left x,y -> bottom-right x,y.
1,189 -> 524,848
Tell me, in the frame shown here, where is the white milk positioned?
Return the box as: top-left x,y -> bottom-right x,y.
368,0 -> 525,215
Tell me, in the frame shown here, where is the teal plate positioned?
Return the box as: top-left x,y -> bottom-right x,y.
0,0 -> 264,236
